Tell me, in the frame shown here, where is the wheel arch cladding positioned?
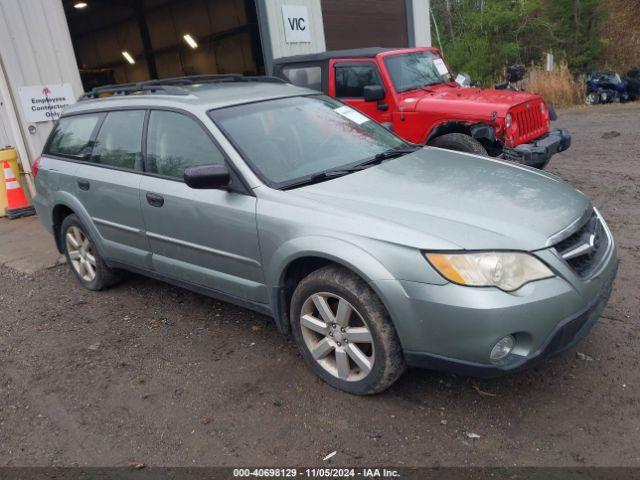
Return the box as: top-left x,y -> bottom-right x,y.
50,192 -> 103,257
426,120 -> 472,144
52,204 -> 75,252
266,236 -> 397,335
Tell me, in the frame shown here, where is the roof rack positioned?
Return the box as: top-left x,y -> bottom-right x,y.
79,82 -> 189,100
79,74 -> 286,101
147,74 -> 286,85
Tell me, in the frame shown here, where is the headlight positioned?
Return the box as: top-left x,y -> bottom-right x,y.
505,113 -> 512,128
425,251 -> 554,292
540,102 -> 546,114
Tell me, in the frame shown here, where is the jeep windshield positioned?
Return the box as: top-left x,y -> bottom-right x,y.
384,51 -> 453,93
210,95 -> 409,189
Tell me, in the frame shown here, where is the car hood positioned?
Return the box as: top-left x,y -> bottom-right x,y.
404,85 -> 540,115
287,148 -> 591,251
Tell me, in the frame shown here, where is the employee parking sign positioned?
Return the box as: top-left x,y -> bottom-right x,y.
18,84 -> 76,123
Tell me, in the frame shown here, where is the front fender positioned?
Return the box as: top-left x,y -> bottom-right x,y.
265,235 -> 400,335
266,235 -> 396,288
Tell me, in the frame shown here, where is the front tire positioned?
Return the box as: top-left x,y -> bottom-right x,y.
60,214 -> 121,291
429,133 -> 488,156
586,92 -> 599,105
290,265 -> 405,395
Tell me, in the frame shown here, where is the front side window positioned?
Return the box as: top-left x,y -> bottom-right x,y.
91,110 -> 145,170
282,65 -> 322,91
146,111 -> 225,178
384,51 -> 452,93
210,95 -> 406,188
46,113 -> 102,158
335,64 -> 382,98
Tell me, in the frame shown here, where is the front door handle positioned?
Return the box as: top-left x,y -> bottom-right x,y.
77,178 -> 90,191
146,192 -> 164,208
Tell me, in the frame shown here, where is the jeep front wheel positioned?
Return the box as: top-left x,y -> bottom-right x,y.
429,133 -> 487,156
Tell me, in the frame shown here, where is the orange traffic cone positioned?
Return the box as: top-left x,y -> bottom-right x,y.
3,160 -> 35,219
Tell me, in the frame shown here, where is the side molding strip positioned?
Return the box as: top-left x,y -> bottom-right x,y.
146,231 -> 262,267
93,217 -> 142,234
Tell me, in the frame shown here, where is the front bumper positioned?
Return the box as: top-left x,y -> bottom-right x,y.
502,128 -> 572,169
403,262 -> 617,377
372,242 -> 617,378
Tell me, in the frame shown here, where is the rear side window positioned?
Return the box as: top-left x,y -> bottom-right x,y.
91,110 -> 145,170
282,65 -> 322,91
146,110 -> 225,178
46,114 -> 102,158
335,63 -> 382,98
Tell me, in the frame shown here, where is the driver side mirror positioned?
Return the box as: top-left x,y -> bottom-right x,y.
184,164 -> 231,189
363,85 -> 385,102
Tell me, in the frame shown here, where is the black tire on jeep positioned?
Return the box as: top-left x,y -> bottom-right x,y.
429,133 -> 488,156
60,214 -> 122,291
290,265 -> 406,395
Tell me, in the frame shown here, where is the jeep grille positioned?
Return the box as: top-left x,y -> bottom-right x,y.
510,101 -> 549,145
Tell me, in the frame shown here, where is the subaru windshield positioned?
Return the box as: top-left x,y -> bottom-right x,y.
384,51 -> 453,93
210,95 -> 409,189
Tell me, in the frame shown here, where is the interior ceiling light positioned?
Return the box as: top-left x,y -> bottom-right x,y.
122,51 -> 135,64
183,34 -> 198,49
74,2 -> 88,8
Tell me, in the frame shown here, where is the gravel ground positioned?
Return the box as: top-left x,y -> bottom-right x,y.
0,103 -> 638,468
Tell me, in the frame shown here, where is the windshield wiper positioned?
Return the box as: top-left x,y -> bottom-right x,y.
282,146 -> 419,190
282,168 -> 360,190
356,146 -> 420,168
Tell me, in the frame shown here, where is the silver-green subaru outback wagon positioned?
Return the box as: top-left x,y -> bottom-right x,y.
33,76 -> 617,395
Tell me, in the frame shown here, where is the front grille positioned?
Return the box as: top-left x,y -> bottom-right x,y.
553,211 -> 610,278
511,101 -> 548,144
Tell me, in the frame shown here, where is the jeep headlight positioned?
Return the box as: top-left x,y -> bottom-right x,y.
505,113 -> 512,128
425,252 -> 554,292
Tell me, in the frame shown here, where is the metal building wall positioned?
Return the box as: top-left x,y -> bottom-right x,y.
256,0 -> 326,74
409,0 -> 431,47
0,89 -> 11,146
0,0 -> 83,177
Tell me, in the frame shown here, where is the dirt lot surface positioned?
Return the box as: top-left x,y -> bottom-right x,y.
1,103 -> 639,468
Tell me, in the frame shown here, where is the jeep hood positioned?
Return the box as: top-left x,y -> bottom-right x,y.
402,85 -> 541,115
287,148 -> 590,251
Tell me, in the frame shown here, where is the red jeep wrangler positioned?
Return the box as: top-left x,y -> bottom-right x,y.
274,47 -> 571,169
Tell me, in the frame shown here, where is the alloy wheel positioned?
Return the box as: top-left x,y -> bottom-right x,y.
300,292 -> 375,382
65,226 -> 97,282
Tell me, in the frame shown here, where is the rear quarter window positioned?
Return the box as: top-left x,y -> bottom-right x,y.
46,113 -> 102,158
281,65 -> 322,91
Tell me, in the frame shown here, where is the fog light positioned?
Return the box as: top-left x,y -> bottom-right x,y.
490,335 -> 515,362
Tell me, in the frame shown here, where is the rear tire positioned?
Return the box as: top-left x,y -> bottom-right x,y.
429,133 -> 488,156
290,265 -> 406,395
60,214 -> 121,291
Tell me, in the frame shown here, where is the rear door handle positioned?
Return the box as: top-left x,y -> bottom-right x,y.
77,178 -> 90,191
146,192 -> 164,208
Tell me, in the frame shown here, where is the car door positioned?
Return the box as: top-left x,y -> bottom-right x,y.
139,109 -> 266,303
330,59 -> 391,124
74,109 -> 150,269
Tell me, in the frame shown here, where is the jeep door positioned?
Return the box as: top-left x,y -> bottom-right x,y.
329,59 -> 391,125
73,110 -> 151,269
139,109 -> 266,303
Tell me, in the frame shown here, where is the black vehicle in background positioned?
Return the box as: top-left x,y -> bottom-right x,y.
624,67 -> 640,101
495,64 -> 526,91
585,71 -> 629,105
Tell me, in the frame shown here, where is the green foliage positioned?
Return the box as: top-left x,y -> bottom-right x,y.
431,0 -> 604,85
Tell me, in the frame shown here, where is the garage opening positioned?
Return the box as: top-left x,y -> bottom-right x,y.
63,0 -> 265,91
